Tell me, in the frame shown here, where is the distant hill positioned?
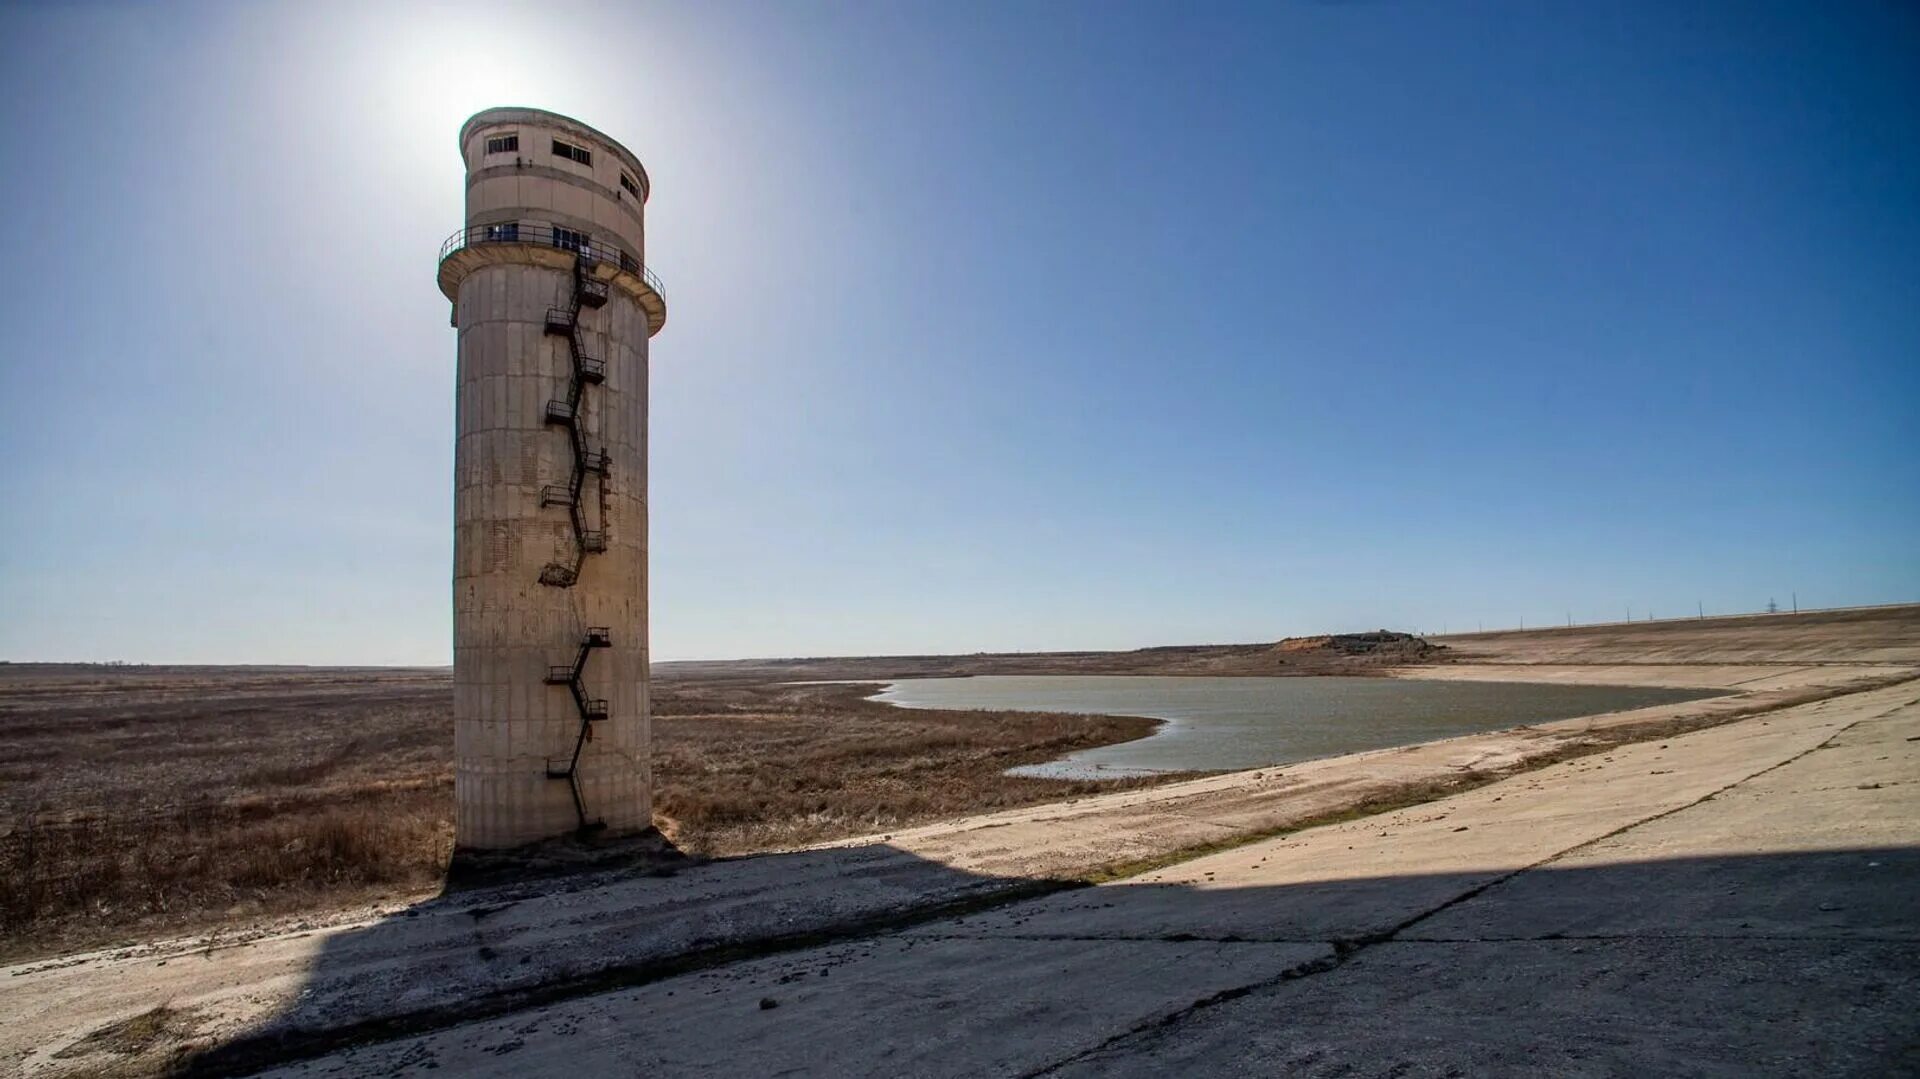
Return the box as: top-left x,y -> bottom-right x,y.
655,630 -> 1447,683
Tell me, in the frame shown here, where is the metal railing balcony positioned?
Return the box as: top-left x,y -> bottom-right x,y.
439,223 -> 666,301
544,400 -> 576,425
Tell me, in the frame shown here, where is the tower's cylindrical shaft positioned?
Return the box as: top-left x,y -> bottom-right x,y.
438,107 -> 666,850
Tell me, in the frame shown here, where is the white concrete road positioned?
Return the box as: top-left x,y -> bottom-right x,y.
260,680 -> 1920,1077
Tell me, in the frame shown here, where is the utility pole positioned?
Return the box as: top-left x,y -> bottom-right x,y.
1793,591 -> 1798,614
1698,600 -> 1704,620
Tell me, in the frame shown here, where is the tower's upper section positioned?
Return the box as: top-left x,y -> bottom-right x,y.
438,107 -> 665,336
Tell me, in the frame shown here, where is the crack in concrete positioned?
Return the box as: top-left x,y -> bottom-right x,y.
913,930 -> 1920,946
1393,933 -> 1920,944
914,932 -> 1280,944
1020,701 -> 1898,1077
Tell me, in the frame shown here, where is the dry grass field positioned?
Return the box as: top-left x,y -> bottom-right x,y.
0,665 -> 1165,960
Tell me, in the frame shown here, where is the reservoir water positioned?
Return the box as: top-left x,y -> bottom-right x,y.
871,675 -> 1721,779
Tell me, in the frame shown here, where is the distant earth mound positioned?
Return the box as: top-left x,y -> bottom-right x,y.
1274,630 -> 1443,661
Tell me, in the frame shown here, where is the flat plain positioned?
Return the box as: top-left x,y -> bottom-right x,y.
2,605 -> 1916,1078
0,671 -> 1162,960
3,611 -> 1910,962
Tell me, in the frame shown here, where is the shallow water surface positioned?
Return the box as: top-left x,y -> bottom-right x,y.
871,675 -> 1721,779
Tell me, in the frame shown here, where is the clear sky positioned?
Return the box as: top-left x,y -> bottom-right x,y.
0,2 -> 1915,664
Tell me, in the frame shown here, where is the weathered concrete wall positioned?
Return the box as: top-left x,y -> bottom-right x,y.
447,108 -> 660,849
461,107 -> 648,263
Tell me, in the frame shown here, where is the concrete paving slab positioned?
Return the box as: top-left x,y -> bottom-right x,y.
262,937 -> 1332,1078
4,845 -> 1035,1076
1029,689 -> 1920,1077
1047,938 -> 1920,1078
1408,693 -> 1920,944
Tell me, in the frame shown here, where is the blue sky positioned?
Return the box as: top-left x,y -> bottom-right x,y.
0,1 -> 1915,663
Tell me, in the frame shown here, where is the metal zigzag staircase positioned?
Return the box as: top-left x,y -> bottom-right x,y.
539,256 -> 612,589
545,626 -> 612,833
540,254 -> 615,834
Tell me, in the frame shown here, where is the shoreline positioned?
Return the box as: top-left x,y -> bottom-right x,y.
871,671 -> 1730,781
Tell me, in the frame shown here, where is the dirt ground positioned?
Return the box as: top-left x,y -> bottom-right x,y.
0,667 -> 1169,960
4,606 -> 1912,962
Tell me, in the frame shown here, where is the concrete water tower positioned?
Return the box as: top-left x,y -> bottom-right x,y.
436,107 -> 666,849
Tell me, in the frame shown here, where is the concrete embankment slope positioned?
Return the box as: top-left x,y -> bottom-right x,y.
1431,602 -> 1920,667
1396,603 -> 1920,694
266,674 -> 1920,1075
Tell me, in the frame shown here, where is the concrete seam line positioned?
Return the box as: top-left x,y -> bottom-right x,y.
1020,694 -> 1909,1077
1016,947 -> 1344,1079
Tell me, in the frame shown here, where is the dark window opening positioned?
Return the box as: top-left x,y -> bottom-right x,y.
551,227 -> 589,254
553,139 -> 592,166
485,133 -> 518,155
483,222 -> 520,243
620,172 -> 641,199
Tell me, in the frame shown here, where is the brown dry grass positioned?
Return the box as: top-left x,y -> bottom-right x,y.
652,680 -> 1164,854
0,666 -> 1169,961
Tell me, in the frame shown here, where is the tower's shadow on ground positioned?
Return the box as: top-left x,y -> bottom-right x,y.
167,841 -> 1920,1077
